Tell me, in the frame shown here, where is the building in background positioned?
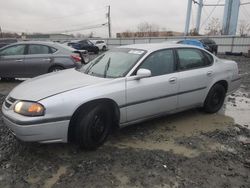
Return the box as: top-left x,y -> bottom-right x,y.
116,31 -> 184,38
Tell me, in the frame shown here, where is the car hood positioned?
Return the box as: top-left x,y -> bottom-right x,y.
9,69 -> 108,101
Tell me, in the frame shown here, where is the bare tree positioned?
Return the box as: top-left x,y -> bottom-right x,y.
189,28 -> 199,36
137,22 -> 160,37
238,20 -> 250,36
205,18 -> 222,36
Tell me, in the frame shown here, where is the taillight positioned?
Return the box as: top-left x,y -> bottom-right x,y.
71,55 -> 82,63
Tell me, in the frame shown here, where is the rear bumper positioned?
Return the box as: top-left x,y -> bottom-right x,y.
3,115 -> 69,143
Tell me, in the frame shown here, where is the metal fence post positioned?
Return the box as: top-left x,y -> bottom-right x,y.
231,36 -> 235,53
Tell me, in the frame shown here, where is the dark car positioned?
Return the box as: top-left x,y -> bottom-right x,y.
199,38 -> 218,54
177,39 -> 218,55
0,39 -> 18,48
0,41 -> 85,80
68,39 -> 99,54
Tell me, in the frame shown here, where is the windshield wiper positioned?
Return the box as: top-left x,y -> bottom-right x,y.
104,57 -> 111,78
84,55 -> 104,74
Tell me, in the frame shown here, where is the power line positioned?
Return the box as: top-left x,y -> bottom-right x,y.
50,23 -> 108,34
241,5 -> 250,18
200,0 -> 222,28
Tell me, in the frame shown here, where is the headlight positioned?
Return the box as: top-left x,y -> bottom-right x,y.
14,101 -> 45,116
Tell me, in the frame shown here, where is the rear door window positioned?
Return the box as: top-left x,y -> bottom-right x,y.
28,45 -> 50,55
177,48 -> 210,71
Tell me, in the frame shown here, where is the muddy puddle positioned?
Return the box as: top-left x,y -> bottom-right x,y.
109,90 -> 250,158
221,90 -> 250,128
108,109 -> 235,158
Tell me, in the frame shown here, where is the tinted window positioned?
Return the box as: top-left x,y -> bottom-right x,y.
203,51 -> 214,65
138,49 -> 175,76
87,41 -> 93,45
80,41 -> 88,45
51,47 -> 58,53
96,41 -> 104,44
177,49 -> 209,70
28,45 -> 50,54
0,45 -> 25,56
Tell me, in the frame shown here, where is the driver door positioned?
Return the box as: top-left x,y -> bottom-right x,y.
0,44 -> 26,78
125,49 -> 178,122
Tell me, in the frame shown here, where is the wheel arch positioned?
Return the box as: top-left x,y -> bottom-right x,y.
48,64 -> 65,72
212,80 -> 228,92
67,98 -> 120,142
204,79 -> 229,104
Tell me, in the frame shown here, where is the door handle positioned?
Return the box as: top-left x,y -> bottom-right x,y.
42,58 -> 51,61
15,59 -> 23,62
169,77 -> 177,84
207,71 -> 213,77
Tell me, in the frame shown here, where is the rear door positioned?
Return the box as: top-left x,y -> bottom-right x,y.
126,49 -> 178,122
176,48 -> 214,109
0,44 -> 26,78
24,44 -> 54,77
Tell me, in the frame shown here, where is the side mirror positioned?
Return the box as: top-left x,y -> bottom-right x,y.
136,68 -> 151,79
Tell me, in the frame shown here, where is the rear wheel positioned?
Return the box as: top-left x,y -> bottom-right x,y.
75,104 -> 112,150
203,84 -> 226,113
48,66 -> 64,73
102,46 -> 107,51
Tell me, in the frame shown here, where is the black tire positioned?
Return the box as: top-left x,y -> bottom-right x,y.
203,84 -> 226,113
1,77 -> 15,81
75,104 -> 112,150
94,48 -> 99,54
48,66 -> 64,73
102,46 -> 107,51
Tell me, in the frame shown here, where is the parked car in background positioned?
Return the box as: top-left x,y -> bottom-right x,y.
199,38 -> 218,54
91,40 -> 107,51
68,39 -> 99,54
177,39 -> 218,54
0,41 -> 85,80
177,39 -> 210,51
0,38 -> 18,48
2,43 -> 241,150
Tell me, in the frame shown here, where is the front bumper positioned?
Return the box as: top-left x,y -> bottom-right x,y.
2,114 -> 69,143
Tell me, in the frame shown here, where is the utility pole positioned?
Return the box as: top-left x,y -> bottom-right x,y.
0,26 -> 3,38
184,0 -> 192,36
107,5 -> 112,38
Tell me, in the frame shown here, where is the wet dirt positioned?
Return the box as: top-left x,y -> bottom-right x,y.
0,55 -> 250,187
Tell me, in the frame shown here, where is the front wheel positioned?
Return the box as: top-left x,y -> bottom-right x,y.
203,84 -> 226,113
75,104 -> 112,150
48,66 -> 64,73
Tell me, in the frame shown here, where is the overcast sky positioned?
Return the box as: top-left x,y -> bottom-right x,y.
0,0 -> 250,37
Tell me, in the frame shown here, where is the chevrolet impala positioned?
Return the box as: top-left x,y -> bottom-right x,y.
2,43 -> 241,150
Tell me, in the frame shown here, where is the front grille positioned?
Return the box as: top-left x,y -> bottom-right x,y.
4,96 -> 17,109
4,101 -> 11,108
8,97 -> 16,103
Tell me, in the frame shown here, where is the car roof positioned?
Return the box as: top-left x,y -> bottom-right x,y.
118,43 -> 202,52
0,41 -> 76,54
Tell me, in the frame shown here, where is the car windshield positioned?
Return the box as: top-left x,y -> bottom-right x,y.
79,48 -> 146,78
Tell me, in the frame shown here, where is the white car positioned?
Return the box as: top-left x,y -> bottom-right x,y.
91,40 -> 107,51
2,43 -> 241,150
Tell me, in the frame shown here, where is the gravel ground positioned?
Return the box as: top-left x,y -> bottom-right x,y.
0,55 -> 250,188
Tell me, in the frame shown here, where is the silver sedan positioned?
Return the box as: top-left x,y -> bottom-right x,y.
0,41 -> 87,80
2,43 -> 241,150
